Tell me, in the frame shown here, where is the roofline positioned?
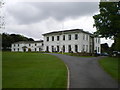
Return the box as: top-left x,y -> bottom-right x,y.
42,29 -> 93,36
12,40 -> 43,44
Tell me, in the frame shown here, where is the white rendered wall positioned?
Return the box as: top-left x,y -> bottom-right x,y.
11,42 -> 43,52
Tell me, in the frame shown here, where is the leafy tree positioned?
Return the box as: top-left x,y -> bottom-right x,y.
101,43 -> 109,53
93,1 -> 120,51
2,33 -> 34,51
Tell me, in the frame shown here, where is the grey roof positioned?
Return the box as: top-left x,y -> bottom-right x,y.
12,40 -> 43,44
42,29 -> 93,36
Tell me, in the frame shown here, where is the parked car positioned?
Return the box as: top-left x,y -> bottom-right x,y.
101,52 -> 109,56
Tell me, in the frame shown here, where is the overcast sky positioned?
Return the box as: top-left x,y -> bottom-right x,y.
2,0 -> 114,46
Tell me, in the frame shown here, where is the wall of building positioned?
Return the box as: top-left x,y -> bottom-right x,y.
43,32 -> 93,53
94,37 -> 101,53
11,42 -> 43,52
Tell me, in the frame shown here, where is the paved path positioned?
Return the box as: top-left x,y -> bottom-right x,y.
49,53 -> 119,88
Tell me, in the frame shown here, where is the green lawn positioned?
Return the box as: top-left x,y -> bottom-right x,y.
99,57 -> 120,83
2,52 -> 67,88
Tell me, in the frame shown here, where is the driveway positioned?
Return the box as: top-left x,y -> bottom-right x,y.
49,53 -> 119,88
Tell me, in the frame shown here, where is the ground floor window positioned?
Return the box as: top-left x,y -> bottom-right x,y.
18,48 -> 19,51
68,45 -> 71,52
63,45 -> 65,52
98,47 -> 99,52
39,48 -> 42,51
52,46 -> 54,52
57,46 -> 59,52
83,45 -> 85,52
35,48 -> 36,51
86,45 -> 88,52
75,45 -> 78,52
46,46 -> 49,52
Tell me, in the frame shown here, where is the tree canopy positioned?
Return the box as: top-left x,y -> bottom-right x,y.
93,1 -> 120,51
2,33 -> 34,50
93,2 -> 120,38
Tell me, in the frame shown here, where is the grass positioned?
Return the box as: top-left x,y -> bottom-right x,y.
52,52 -> 94,57
99,57 -> 120,83
2,52 -> 67,88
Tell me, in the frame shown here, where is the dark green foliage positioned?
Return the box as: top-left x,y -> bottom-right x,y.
2,33 -> 34,50
101,43 -> 109,53
93,2 -> 120,51
93,2 -> 120,38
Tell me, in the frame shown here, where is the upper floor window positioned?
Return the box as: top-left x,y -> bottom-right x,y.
47,37 -> 49,41
57,36 -> 60,41
68,35 -> 71,40
35,43 -> 37,46
63,35 -> 65,40
29,44 -> 31,46
75,34 -> 78,40
14,44 -> 15,47
52,36 -> 54,41
18,44 -> 19,47
98,38 -> 100,43
96,38 -> 97,43
86,35 -> 88,41
83,34 -> 85,40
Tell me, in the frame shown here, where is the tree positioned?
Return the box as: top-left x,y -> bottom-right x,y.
2,33 -> 34,51
101,43 -> 109,53
93,1 -> 120,51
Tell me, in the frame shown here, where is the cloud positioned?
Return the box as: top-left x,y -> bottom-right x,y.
6,2 -> 99,24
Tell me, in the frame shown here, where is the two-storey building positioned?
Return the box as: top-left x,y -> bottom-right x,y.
42,29 -> 101,53
11,40 -> 43,52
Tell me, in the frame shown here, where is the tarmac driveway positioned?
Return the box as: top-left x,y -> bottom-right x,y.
49,53 -> 119,88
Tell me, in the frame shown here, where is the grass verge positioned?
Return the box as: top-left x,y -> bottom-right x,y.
99,57 -> 120,83
2,52 -> 67,88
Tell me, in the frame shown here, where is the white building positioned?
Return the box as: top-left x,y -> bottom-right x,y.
42,29 -> 101,53
11,40 -> 43,52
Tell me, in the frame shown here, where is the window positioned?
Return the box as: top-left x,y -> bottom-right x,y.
63,45 -> 65,52
29,44 -> 31,46
57,46 -> 59,52
63,35 -> 65,40
98,47 -> 99,52
14,48 -> 15,51
96,38 -> 97,43
47,37 -> 49,41
68,35 -> 71,40
39,48 -> 42,51
75,34 -> 78,40
52,36 -> 54,41
96,47 -> 97,52
83,34 -> 85,40
86,35 -> 88,41
98,38 -> 100,43
86,45 -> 88,52
35,43 -> 37,46
18,44 -> 19,47
68,45 -> 71,52
35,48 -> 36,51
57,36 -> 60,41
18,48 -> 19,51
75,45 -> 78,52
83,45 -> 85,52
42,43 -> 44,46
52,46 -> 54,52
46,46 -> 49,51
14,44 -> 15,47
